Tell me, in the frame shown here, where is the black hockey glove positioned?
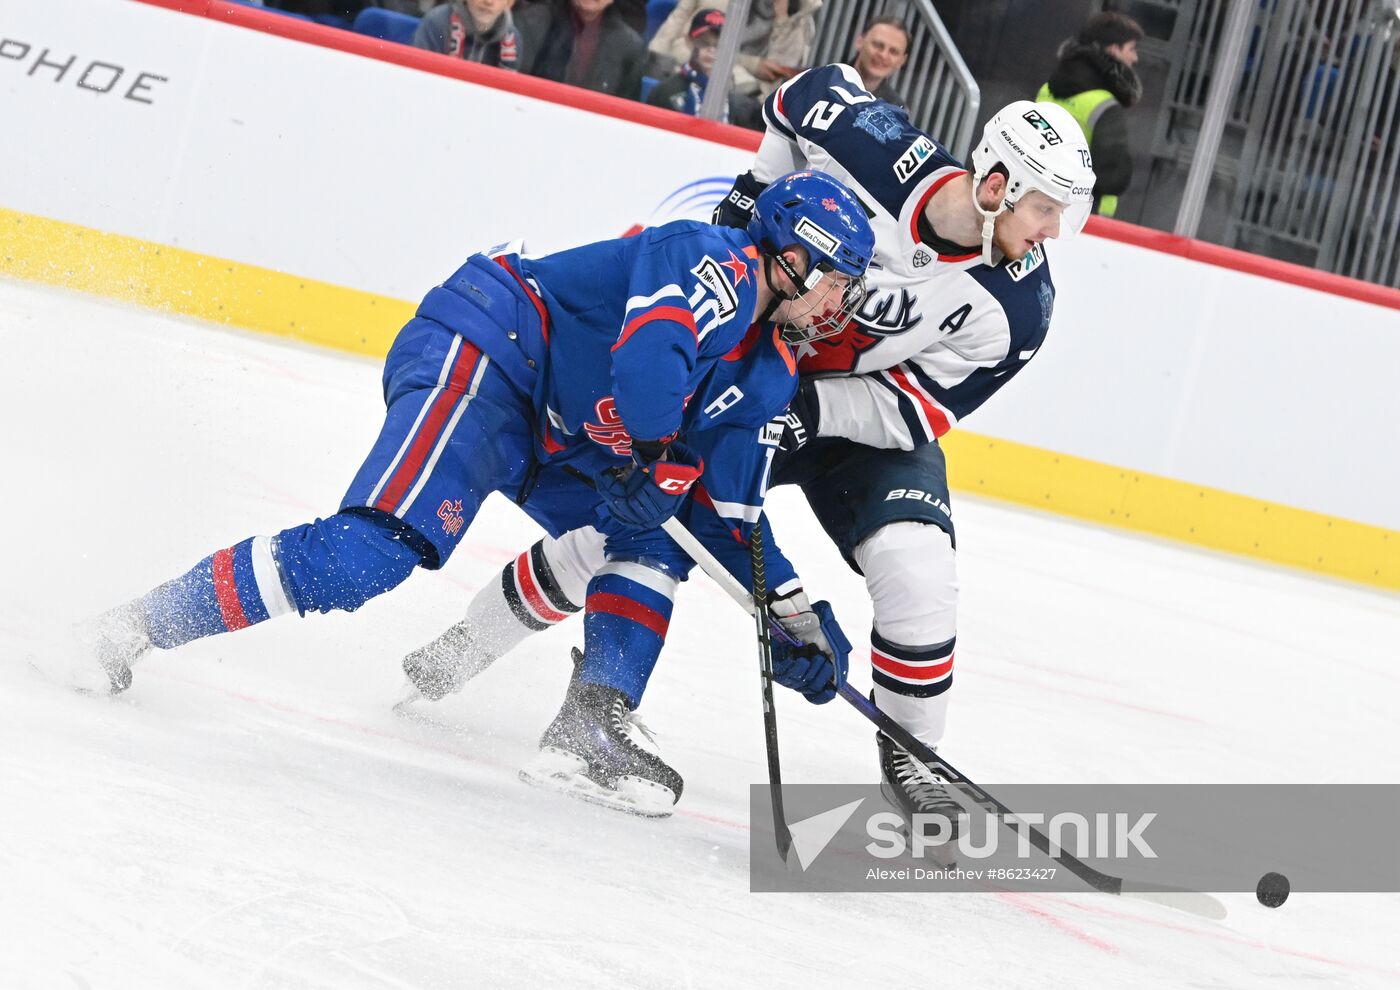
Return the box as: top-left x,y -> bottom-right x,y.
768,590 -> 851,705
711,171 -> 768,228
778,380 -> 820,453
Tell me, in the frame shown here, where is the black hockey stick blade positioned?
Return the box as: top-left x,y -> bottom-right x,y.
837,683 -> 1226,919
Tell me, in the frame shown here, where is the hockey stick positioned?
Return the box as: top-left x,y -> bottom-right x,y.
746,520 -> 796,867
662,518 -> 1226,919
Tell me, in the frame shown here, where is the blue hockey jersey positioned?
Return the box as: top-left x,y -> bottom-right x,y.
414,221 -> 798,592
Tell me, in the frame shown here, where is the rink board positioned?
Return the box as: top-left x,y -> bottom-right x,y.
1,0 -> 1397,590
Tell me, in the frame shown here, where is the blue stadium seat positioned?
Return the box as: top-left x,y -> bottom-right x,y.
640,75 -> 660,102
352,7 -> 421,45
645,0 -> 678,42
228,1 -> 314,21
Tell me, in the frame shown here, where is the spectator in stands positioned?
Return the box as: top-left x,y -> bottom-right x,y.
649,0 -> 823,98
1037,11 -> 1143,218
413,1 -> 522,69
850,15 -> 910,108
517,0 -> 647,100
372,0 -> 436,14
647,8 -> 762,129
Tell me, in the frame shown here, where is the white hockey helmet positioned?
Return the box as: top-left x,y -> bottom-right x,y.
970,101 -> 1096,264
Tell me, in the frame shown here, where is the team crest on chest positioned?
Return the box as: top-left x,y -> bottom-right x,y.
854,105 -> 905,144
855,287 -> 923,336
1037,281 -> 1055,332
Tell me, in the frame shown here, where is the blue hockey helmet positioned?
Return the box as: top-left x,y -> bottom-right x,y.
746,171 -> 875,342
747,171 -> 875,278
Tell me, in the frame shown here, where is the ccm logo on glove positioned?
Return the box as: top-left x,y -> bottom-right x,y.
654,466 -> 700,494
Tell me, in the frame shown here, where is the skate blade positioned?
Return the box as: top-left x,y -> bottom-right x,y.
26,659 -> 123,698
519,748 -> 676,819
391,682 -> 423,713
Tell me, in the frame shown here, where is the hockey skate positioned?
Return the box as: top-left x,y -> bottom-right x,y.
878,731 -> 965,860
520,650 -> 683,818
81,601 -> 152,694
399,620 -> 497,705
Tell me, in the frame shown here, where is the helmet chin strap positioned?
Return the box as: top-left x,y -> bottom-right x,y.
758,254 -> 790,325
761,250 -> 813,324
973,178 -> 1010,266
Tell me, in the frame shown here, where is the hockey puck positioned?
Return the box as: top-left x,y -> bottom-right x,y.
1256,871 -> 1290,908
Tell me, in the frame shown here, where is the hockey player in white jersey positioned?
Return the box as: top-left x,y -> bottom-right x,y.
399,66 -> 1096,829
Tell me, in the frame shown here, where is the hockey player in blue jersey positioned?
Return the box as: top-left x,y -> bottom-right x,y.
395,67 -> 1096,826
85,170 -> 875,814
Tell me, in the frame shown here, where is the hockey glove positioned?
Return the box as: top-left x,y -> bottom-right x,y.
768,591 -> 851,705
778,380 -> 821,454
597,441 -> 704,531
711,171 -> 768,228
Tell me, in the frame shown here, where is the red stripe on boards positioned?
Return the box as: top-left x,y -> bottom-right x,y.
587,592 -> 670,638
374,342 -> 482,513
211,547 -> 251,631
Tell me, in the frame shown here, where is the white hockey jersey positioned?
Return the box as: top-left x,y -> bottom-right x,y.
755,64 -> 1057,449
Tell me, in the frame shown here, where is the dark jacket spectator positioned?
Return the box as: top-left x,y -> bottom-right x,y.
414,2 -> 522,70
647,8 -> 762,129
517,0 -> 647,100
1038,12 -> 1143,217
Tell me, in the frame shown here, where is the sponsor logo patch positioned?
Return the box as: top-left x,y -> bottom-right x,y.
793,216 -> 841,257
1021,108 -> 1062,145
1004,242 -> 1045,282
689,256 -> 740,335
893,135 -> 937,183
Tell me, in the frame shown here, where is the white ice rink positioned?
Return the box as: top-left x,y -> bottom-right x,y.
2,275 -> 1398,988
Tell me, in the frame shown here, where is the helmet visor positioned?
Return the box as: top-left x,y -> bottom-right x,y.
1060,197 -> 1093,238
778,266 -> 869,344
1014,187 -> 1093,241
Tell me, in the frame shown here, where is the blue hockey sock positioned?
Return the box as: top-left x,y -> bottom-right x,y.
579,562 -> 678,707
141,536 -> 297,649
140,510 -> 426,650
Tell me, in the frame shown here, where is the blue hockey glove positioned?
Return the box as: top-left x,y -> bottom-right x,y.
778,380 -> 821,454
711,171 -> 768,228
768,591 -> 851,705
597,441 -> 704,531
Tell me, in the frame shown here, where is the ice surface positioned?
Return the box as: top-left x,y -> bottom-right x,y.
1,276 -> 1397,988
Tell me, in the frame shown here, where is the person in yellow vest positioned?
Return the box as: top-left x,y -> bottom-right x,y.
1037,11 -> 1143,218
